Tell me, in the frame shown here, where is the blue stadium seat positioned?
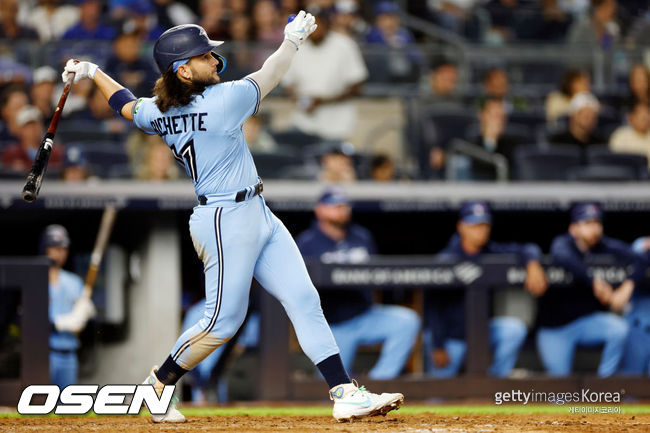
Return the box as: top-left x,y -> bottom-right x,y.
567,165 -> 639,182
514,144 -> 582,180
586,147 -> 648,180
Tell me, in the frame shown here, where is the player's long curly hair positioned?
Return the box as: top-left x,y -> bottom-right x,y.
152,67 -> 208,113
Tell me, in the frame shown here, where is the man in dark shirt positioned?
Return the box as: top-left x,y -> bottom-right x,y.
296,188 -> 420,380
539,203 -> 638,377
548,92 -> 605,149
468,97 -> 523,180
424,201 -> 548,377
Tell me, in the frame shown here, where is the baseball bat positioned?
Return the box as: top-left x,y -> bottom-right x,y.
22,71 -> 75,203
82,204 -> 118,299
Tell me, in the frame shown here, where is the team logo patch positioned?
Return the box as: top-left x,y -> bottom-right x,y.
133,98 -> 144,115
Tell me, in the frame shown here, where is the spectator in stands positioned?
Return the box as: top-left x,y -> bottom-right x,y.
152,0 -> 197,29
412,0 -> 482,40
482,67 -> 527,111
628,64 -> 650,105
124,1 -> 164,41
467,97 -> 523,180
428,55 -> 461,104
568,0 -> 620,50
297,187 -> 420,380
539,203 -> 640,377
30,66 -> 57,120
319,143 -> 357,183
331,0 -> 369,40
243,114 -> 278,153
515,0 -> 572,42
62,145 -> 90,182
62,0 -> 117,40
282,10 -> 368,140
253,0 -> 284,43
221,14 -> 255,80
369,154 -> 395,182
484,0 -> 520,43
609,100 -> 650,166
68,85 -> 131,142
104,31 -> 157,97
26,0 -> 80,42
545,69 -> 591,128
0,0 -> 39,40
1,105 -> 63,173
135,135 -> 179,180
549,92 -> 605,149
198,0 -> 229,41
620,236 -> 650,375
0,85 -> 28,148
365,2 -> 423,83
424,201 -> 547,378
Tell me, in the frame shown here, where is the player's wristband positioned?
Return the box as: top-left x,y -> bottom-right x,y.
108,88 -> 137,117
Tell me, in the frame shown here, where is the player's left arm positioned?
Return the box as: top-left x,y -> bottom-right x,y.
246,10 -> 317,99
61,60 -> 137,121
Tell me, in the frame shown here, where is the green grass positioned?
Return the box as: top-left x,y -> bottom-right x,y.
2,404 -> 650,418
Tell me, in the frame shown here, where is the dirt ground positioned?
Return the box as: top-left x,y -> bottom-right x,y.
2,413 -> 649,432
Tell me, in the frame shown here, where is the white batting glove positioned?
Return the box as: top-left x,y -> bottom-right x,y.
284,10 -> 317,49
61,58 -> 99,83
53,296 -> 96,333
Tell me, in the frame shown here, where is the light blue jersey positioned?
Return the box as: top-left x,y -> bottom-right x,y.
49,269 -> 83,351
133,78 -> 261,196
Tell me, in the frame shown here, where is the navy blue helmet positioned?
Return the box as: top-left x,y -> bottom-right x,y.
153,24 -> 227,74
40,224 -> 70,253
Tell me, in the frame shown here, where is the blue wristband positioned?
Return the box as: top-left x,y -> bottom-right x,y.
108,88 -> 136,117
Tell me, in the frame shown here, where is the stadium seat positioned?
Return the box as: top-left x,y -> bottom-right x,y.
77,142 -> 130,178
514,144 -> 582,180
586,147 -> 649,180
251,152 -> 305,179
567,165 -> 639,182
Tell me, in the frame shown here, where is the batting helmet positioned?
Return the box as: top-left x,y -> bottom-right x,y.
153,24 -> 227,74
40,224 -> 70,251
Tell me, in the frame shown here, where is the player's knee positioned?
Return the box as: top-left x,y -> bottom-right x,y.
603,316 -> 629,343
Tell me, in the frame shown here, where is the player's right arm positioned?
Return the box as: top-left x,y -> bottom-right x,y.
61,59 -> 137,121
246,10 -> 317,99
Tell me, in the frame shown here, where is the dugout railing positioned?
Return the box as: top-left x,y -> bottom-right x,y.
258,256 -> 650,400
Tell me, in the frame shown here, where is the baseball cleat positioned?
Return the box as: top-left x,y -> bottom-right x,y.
329,380 -> 404,422
142,365 -> 186,423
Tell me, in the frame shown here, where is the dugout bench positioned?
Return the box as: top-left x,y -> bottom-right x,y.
258,256 -> 650,400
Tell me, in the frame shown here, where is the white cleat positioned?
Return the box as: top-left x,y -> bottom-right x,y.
330,380 -> 404,422
142,365 -> 186,423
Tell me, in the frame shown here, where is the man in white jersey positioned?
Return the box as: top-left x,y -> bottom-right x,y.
60,10 -> 403,423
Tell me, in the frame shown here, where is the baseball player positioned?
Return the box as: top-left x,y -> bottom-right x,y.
42,225 -> 95,388
60,11 -> 403,423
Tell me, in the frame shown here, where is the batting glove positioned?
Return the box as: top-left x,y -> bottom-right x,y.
61,58 -> 99,83
284,10 -> 317,49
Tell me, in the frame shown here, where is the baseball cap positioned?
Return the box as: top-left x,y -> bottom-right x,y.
570,202 -> 602,223
569,92 -> 600,114
335,0 -> 358,14
15,106 -> 42,127
64,146 -> 88,168
41,225 -> 70,248
375,1 -> 399,15
33,66 -> 57,84
459,201 -> 492,225
317,187 -> 349,206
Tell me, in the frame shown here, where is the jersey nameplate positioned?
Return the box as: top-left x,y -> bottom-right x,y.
150,113 -> 208,137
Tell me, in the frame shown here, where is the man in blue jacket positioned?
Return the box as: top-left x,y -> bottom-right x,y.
296,187 -> 420,380
424,201 -> 548,377
539,203 -> 639,377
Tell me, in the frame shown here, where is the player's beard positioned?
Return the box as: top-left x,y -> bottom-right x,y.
189,65 -> 219,87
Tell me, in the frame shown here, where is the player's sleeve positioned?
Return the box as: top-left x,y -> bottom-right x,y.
223,79 -> 261,128
131,97 -> 158,135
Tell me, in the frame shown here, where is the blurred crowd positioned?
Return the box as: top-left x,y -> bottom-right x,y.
1,0 -> 650,182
